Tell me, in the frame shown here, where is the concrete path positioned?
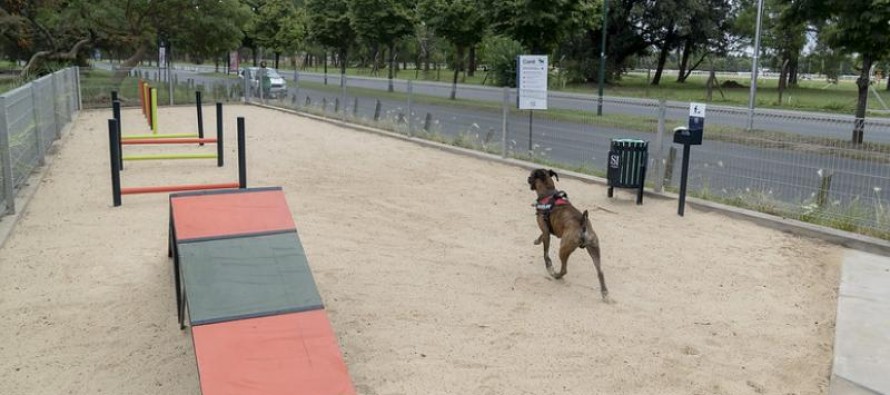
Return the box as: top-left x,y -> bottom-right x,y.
831,250 -> 890,394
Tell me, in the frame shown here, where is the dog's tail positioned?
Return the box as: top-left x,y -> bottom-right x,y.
580,210 -> 589,248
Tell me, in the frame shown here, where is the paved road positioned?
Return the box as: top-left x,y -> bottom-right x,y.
95,63 -> 890,230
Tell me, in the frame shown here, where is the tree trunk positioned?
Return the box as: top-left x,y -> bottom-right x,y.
340,47 -> 348,87
388,43 -> 395,92
252,49 -> 258,67
651,42 -> 671,86
853,54 -> 873,144
789,56 -> 799,86
451,46 -> 465,100
778,58 -> 790,104
112,44 -> 147,85
323,50 -> 328,85
274,53 -> 280,69
676,39 -> 692,83
468,46 -> 476,77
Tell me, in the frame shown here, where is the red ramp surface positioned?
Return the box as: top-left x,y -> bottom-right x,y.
192,310 -> 356,395
171,187 -> 296,241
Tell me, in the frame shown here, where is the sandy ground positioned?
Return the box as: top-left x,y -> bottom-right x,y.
0,104 -> 843,395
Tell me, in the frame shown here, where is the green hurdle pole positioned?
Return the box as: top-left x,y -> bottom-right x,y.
151,88 -> 159,135
123,153 -> 218,161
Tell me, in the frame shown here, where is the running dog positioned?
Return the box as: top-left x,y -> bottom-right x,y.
527,169 -> 609,301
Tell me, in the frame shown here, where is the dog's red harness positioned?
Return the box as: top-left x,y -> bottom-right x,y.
535,191 -> 569,234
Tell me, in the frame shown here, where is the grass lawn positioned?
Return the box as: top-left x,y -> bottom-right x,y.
259,64 -> 890,116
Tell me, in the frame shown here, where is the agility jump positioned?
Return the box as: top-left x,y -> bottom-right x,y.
112,99 -> 223,165
118,83 -> 206,139
108,117 -> 248,207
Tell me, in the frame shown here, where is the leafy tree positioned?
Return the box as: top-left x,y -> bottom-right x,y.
247,0 -> 306,68
486,0 -> 582,54
178,0 -> 252,66
349,0 -> 415,92
306,0 -> 354,85
794,0 -> 890,143
479,34 -> 523,86
420,0 -> 488,99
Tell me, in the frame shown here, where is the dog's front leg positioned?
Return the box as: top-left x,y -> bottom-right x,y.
541,233 -> 555,274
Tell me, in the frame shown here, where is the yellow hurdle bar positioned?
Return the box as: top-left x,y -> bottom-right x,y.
121,133 -> 199,140
123,153 -> 218,161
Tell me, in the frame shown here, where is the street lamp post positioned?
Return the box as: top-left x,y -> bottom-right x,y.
746,0 -> 764,131
597,0 -> 609,116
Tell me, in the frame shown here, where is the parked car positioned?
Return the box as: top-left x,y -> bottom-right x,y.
239,66 -> 287,98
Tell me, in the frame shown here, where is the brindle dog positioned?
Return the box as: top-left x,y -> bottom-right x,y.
527,169 -> 610,302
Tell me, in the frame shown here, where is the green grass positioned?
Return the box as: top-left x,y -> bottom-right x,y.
239,62 -> 890,115
297,79 -> 890,162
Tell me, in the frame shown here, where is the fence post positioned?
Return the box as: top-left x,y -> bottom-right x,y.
501,87 -> 509,158
0,96 -> 14,214
407,81 -> 414,136
653,99 -> 667,192
341,76 -> 347,122
30,81 -> 44,166
51,72 -> 61,139
75,66 -> 82,111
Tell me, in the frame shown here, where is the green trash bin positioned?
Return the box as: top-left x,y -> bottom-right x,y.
607,139 -> 648,205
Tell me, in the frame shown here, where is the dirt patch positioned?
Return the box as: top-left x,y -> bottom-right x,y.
0,104 -> 842,394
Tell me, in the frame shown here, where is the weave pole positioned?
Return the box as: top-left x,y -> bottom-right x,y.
112,100 -> 123,170
109,119 -> 122,207
196,91 -> 204,145
238,117 -> 246,188
217,102 -> 224,167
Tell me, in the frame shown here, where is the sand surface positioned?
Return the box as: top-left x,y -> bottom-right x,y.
0,104 -> 842,395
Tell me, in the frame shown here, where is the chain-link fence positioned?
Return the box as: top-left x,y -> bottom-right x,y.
81,63 -> 890,238
252,72 -> 890,239
0,67 -> 80,216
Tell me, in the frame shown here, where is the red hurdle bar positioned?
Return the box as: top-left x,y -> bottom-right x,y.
122,182 -> 240,195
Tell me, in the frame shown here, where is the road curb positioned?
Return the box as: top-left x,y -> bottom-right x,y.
253,102 -> 890,257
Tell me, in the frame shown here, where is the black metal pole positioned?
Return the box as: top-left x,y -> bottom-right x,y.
677,143 -> 691,216
237,117 -> 246,189
111,90 -> 118,103
528,111 -> 533,152
216,102 -> 223,167
112,100 -> 123,170
196,91 -> 204,145
108,119 -> 122,207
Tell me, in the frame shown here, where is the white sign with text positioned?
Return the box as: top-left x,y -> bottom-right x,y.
517,55 -> 548,110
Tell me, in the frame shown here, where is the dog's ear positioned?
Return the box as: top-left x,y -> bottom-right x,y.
548,169 -> 559,182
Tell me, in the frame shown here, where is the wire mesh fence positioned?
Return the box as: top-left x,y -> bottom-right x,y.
257,73 -> 890,239
75,63 -> 890,238
0,67 -> 81,216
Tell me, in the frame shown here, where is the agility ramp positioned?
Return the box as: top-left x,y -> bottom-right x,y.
168,187 -> 355,395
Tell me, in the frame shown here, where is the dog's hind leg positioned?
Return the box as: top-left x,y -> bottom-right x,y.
554,240 -> 578,280
586,242 -> 611,303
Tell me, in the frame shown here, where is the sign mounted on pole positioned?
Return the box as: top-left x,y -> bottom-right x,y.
517,55 -> 548,110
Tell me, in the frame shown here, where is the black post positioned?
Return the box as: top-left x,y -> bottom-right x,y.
237,117 -> 246,189
111,91 -> 118,103
216,102 -> 224,167
528,111 -> 533,152
108,119 -> 122,207
112,100 -> 123,170
677,144 -> 691,216
196,91 -> 204,145
374,99 -> 382,121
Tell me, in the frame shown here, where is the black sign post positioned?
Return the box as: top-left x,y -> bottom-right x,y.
673,103 -> 705,216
